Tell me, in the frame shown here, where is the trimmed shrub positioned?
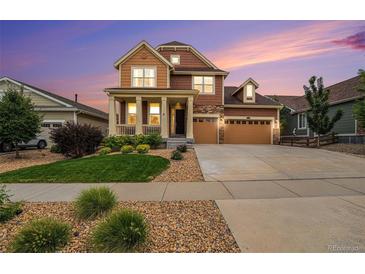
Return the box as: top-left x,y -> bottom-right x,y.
91,209 -> 148,252
145,134 -> 163,149
50,122 -> 104,158
103,135 -> 136,149
50,144 -> 62,153
136,144 -> 150,154
176,144 -> 187,153
134,134 -> 147,146
0,184 -> 22,223
121,145 -> 134,154
10,218 -> 71,253
74,187 -> 117,220
99,147 -> 112,155
171,150 -> 183,160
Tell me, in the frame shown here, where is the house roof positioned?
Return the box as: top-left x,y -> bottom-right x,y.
231,78 -> 260,96
0,76 -> 108,120
268,75 -> 363,112
157,41 -> 191,47
173,67 -> 229,75
224,86 -> 281,106
113,40 -> 174,69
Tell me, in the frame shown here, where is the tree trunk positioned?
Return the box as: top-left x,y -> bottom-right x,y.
317,134 -> 320,148
15,144 -> 20,158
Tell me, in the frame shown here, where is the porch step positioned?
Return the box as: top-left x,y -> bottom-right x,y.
166,138 -> 194,149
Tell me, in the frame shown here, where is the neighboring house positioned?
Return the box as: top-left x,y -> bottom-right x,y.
0,76 -> 109,146
269,75 -> 365,143
105,40 -> 281,145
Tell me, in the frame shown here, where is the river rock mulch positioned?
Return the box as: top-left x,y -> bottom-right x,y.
321,143 -> 365,158
0,149 -> 64,173
150,149 -> 204,182
0,201 -> 239,253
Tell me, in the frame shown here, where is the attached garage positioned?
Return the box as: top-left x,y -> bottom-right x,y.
193,117 -> 218,144
224,119 -> 272,144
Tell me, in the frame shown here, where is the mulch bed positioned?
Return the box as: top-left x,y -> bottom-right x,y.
0,149 -> 65,173
0,201 -> 239,253
321,143 -> 365,158
150,149 -> 204,182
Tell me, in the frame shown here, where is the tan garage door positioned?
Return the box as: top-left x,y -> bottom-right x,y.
224,119 -> 272,144
193,117 -> 218,144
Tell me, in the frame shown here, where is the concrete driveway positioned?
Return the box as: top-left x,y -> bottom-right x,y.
194,144 -> 365,181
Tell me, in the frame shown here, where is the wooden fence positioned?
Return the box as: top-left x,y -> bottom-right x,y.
280,133 -> 338,147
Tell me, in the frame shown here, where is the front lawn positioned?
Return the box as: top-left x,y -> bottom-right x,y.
0,154 -> 170,183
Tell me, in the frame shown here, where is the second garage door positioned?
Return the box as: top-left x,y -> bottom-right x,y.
224,119 -> 272,144
193,117 -> 218,144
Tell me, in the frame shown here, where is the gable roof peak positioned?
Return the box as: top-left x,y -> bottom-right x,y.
157,41 -> 191,47
231,78 -> 260,96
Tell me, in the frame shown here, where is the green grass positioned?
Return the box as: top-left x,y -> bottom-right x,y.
0,154 -> 170,183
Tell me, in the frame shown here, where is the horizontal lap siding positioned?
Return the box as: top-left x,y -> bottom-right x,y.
329,101 -> 356,134
120,46 -> 168,88
195,76 -> 223,105
158,49 -> 209,68
170,75 -> 191,89
224,108 -> 277,118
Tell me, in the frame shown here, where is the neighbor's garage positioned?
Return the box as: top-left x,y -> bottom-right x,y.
224,119 -> 272,144
193,117 -> 218,144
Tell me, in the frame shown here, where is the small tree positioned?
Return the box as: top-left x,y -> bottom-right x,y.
353,69 -> 365,129
0,86 -> 41,158
304,76 -> 343,148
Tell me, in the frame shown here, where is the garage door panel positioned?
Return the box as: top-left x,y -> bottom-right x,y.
193,118 -> 218,144
224,120 -> 271,144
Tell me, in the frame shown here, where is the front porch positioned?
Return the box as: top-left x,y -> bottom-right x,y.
106,89 -> 197,140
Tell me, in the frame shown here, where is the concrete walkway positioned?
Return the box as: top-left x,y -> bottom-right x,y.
217,195 -> 365,252
5,177 -> 365,202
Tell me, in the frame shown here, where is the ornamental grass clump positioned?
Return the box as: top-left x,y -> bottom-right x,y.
74,187 -> 117,220
91,209 -> 148,252
10,218 -> 71,253
0,184 -> 23,223
171,150 -> 183,160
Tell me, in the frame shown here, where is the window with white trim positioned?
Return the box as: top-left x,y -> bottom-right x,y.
127,103 -> 136,125
246,84 -> 254,100
193,76 -> 214,94
149,103 -> 160,125
298,113 -> 307,129
132,67 -> 156,88
170,55 -> 180,65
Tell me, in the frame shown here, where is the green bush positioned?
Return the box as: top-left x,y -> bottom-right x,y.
136,144 -> 150,154
145,133 -> 163,149
121,145 -> 134,154
74,187 -> 117,220
50,144 -> 62,153
91,209 -> 148,252
99,147 -> 112,155
103,135 -> 136,149
102,135 -> 120,148
0,184 -> 23,223
134,134 -> 147,146
176,144 -> 187,153
171,150 -> 183,160
10,218 -> 71,253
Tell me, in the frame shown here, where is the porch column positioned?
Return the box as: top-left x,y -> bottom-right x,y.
186,96 -> 194,139
136,96 -> 143,134
108,95 -> 117,135
161,96 -> 168,138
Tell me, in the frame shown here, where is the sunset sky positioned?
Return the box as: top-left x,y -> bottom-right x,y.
1,20 -> 364,112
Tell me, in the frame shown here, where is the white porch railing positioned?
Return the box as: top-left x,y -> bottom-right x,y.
142,125 -> 161,135
116,124 -> 136,135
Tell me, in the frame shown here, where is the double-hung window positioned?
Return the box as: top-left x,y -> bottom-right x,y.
149,103 -> 160,125
246,84 -> 254,100
132,67 -> 156,88
298,113 -> 307,129
127,103 -> 136,125
193,76 -> 214,94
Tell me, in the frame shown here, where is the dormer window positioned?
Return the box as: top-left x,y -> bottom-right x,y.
170,55 -> 180,65
246,84 -> 254,101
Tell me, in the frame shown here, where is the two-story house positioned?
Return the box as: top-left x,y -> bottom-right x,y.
105,41 -> 281,145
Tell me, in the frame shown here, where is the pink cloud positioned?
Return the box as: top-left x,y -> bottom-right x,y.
208,21 -> 364,70
332,30 -> 365,50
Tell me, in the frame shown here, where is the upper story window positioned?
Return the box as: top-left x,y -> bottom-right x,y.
170,55 -> 180,65
132,67 -> 156,88
246,84 -> 254,100
298,113 -> 307,129
193,76 -> 214,94
127,102 -> 136,124
149,103 -> 160,125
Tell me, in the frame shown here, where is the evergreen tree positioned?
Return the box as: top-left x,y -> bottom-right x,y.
304,76 -> 343,147
0,85 -> 41,158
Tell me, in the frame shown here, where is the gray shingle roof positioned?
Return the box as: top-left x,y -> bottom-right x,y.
157,41 -> 191,47
224,86 -> 281,106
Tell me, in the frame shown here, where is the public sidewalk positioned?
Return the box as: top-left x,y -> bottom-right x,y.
4,177 -> 365,202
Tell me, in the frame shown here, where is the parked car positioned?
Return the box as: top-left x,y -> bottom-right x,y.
0,137 -> 47,152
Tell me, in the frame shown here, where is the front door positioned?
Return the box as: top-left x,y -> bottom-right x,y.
175,109 -> 185,135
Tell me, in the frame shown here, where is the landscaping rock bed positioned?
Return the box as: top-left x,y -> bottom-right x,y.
321,143 -> 365,158
0,149 -> 64,173
150,149 -> 204,182
0,201 -> 239,253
